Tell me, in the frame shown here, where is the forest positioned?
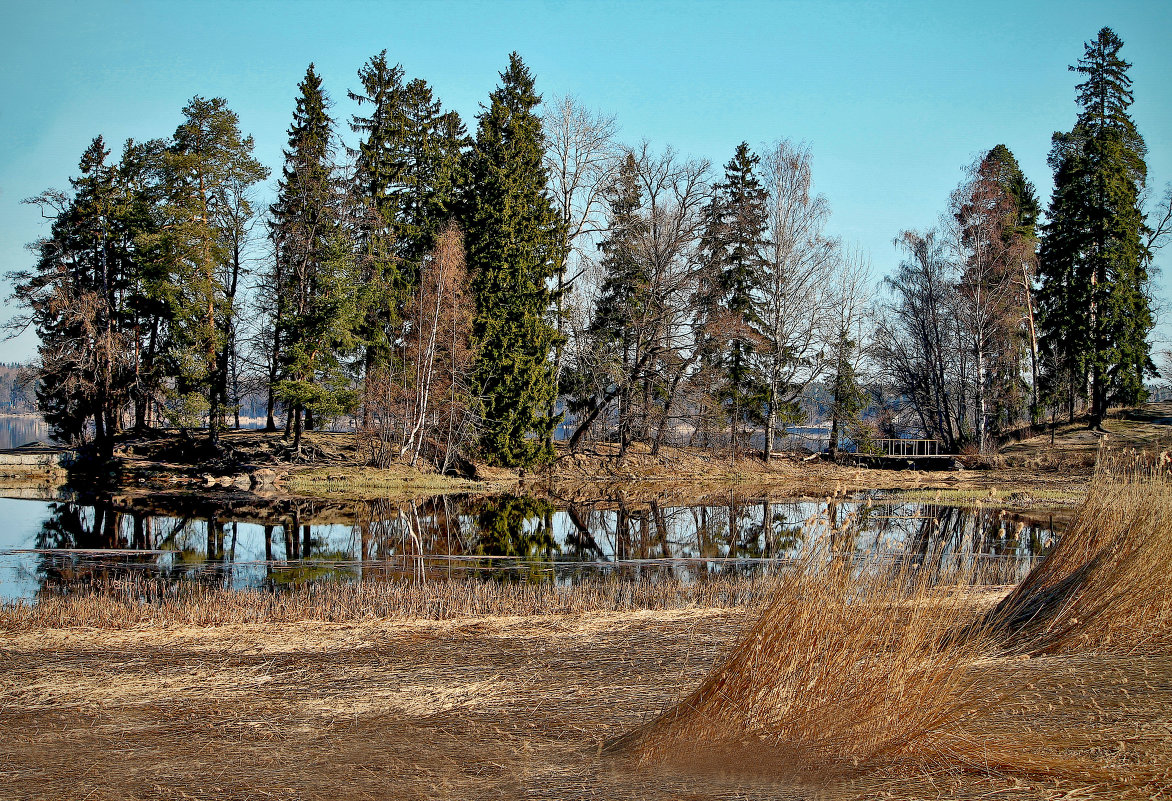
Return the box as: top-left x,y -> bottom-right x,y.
8,27 -> 1171,467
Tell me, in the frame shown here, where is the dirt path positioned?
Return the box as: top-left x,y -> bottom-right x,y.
3,612 -> 1170,800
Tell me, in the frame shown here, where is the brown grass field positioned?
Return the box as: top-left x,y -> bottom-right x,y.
2,604 -> 1170,800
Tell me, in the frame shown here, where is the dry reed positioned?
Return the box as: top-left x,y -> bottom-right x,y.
0,572 -> 774,630
986,448 -> 1172,655
605,556 -> 1020,779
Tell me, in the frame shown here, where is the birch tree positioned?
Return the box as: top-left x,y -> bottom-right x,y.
757,140 -> 838,459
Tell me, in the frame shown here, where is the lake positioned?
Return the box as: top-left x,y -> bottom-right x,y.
0,415 -> 51,451
0,493 -> 1055,601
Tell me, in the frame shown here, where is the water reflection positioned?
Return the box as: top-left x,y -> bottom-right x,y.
0,494 -> 1056,601
0,416 -> 51,450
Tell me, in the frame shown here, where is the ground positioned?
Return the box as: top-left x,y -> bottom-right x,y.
2,610 -> 1169,800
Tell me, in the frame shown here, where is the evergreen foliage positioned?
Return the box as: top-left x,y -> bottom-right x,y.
348,51 -> 409,373
348,53 -> 469,378
10,38 -> 1165,467
158,96 -> 268,442
585,152 -> 650,452
270,64 -> 357,449
464,53 -> 563,467
698,142 -> 769,444
1038,28 -> 1154,426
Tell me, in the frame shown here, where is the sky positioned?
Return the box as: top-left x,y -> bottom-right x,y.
2,0 -> 1170,363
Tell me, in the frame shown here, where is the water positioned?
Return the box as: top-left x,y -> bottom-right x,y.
0,493 -> 1056,601
0,415 -> 51,450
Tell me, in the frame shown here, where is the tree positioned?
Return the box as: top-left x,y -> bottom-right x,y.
542,95 -> 619,412
159,96 -> 268,445
1038,27 -> 1154,428
824,247 -> 874,459
399,223 -> 474,468
696,142 -> 768,454
8,138 -> 154,453
948,146 -> 1039,450
348,51 -> 408,383
464,53 -> 563,467
348,53 -> 468,421
268,64 -> 351,448
570,152 -> 650,453
273,231 -> 360,454
565,143 -> 710,453
876,230 -> 965,451
757,141 -> 838,459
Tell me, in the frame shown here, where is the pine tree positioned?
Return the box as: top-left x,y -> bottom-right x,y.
1038,28 -> 1154,427
464,53 -> 563,467
697,142 -> 768,452
10,135 -> 172,454
160,96 -> 268,444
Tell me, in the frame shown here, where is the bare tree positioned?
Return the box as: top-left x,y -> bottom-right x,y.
564,143 -> 711,452
362,223 -> 474,469
824,246 -> 875,458
876,230 -> 965,451
756,141 -> 838,459
542,96 -> 619,411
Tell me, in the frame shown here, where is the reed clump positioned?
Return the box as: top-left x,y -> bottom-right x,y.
986,448 -> 1172,654
0,572 -> 774,629
605,557 -> 1017,779
608,450 -> 1172,790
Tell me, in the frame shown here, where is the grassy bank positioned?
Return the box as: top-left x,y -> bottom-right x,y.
31,409 -> 1156,508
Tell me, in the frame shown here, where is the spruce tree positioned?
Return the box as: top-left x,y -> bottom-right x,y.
349,51 -> 408,375
1038,28 -> 1154,426
464,53 -> 562,467
269,64 -> 355,449
583,152 -> 650,453
698,142 -> 768,450
349,54 -> 468,389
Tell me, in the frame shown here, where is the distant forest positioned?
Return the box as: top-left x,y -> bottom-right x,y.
0,364 -> 35,413
7,27 -> 1171,465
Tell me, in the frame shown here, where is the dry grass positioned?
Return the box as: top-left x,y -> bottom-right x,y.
987,448 -> 1172,655
606,558 -> 1026,779
605,450 -> 1172,795
0,573 -> 776,630
5,445 -> 1172,797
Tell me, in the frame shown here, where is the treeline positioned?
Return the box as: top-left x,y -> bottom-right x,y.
9,29 -> 1170,465
0,365 -> 35,413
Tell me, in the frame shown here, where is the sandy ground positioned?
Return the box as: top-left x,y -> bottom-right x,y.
3,610 -> 1171,801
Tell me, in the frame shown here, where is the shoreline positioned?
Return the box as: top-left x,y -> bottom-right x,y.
6,399 -> 1172,513
0,426 -> 1096,515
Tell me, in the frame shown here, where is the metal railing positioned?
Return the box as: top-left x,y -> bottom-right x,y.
874,438 -> 941,457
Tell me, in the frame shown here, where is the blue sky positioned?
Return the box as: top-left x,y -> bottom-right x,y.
2,0 -> 1170,361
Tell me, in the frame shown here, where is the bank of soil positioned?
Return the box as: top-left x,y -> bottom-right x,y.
2,610 -> 1169,800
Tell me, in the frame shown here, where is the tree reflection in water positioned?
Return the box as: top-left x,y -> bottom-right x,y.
11,494 -> 1055,600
